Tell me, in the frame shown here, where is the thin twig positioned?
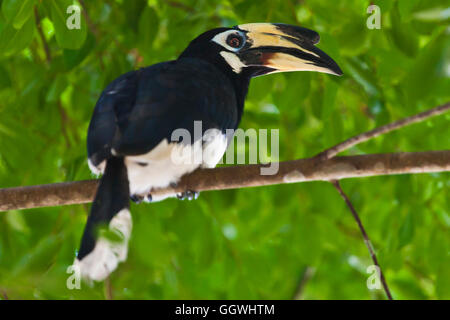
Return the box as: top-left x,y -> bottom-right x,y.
104,276 -> 113,300
0,150 -> 449,211
306,102 -> 449,300
331,180 -> 393,300
57,101 -> 72,148
318,102 -> 449,300
292,266 -> 315,300
34,6 -> 51,63
316,102 -> 450,160
1,289 -> 8,300
165,0 -> 195,13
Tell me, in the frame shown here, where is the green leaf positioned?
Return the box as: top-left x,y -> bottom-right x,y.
398,212 -> 415,249
413,6 -> 450,22
63,31 -> 95,69
50,0 -> 86,50
46,74 -> 68,103
397,0 -> 418,20
436,263 -> 450,299
402,32 -> 448,104
337,17 -> 369,56
137,6 -> 159,56
0,65 -> 12,89
98,227 -> 125,244
5,210 -> 30,234
0,17 -> 35,57
344,57 -> 380,97
11,235 -> 60,277
0,0 -> 448,300
389,4 -> 419,57
1,0 -> 36,29
321,80 -> 338,120
0,122 -> 15,137
41,17 -> 55,40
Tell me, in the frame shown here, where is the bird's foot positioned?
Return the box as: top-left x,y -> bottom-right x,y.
130,193 -> 153,203
144,193 -> 153,203
176,190 -> 200,201
130,194 -> 144,204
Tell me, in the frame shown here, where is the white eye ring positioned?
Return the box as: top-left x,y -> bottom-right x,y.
211,30 -> 246,52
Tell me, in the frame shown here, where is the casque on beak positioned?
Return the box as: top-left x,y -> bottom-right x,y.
236,23 -> 343,76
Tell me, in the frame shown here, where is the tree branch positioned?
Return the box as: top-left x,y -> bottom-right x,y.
0,150 -> 449,212
332,180 -> 393,300
165,0 -> 196,13
316,102 -> 450,159
292,266 -> 315,300
312,103 -> 449,300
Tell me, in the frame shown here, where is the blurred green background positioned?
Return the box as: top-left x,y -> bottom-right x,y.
0,0 -> 449,299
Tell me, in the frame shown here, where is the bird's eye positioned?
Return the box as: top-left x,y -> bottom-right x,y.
226,34 -> 243,49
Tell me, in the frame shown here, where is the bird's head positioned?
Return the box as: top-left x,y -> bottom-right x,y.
179,23 -> 343,78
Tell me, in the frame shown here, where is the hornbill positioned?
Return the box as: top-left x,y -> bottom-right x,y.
75,23 -> 342,281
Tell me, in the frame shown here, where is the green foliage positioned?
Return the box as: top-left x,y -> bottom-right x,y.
0,0 -> 449,299
50,0 -> 87,50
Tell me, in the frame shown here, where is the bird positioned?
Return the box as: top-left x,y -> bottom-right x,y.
74,23 -> 343,281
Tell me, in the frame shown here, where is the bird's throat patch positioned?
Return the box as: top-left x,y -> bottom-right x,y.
220,51 -> 246,73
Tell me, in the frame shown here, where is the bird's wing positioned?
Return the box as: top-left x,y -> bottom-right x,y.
87,69 -> 140,166
87,59 -> 238,165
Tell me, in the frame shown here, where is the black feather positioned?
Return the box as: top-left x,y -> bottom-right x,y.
87,58 -> 247,161
78,157 -> 129,260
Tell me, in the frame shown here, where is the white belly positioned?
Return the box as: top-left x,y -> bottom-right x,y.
125,129 -> 228,201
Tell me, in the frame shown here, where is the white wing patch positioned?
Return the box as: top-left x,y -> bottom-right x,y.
87,130 -> 229,201
80,131 -> 228,280
126,129 -> 228,200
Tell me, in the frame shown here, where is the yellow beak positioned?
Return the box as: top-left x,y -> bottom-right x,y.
236,23 -> 343,76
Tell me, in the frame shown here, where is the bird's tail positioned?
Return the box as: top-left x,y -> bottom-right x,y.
74,157 -> 132,282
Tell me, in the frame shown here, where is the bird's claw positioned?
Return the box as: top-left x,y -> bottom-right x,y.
130,193 -> 152,203
144,193 -> 153,202
130,194 -> 144,204
176,190 -> 199,201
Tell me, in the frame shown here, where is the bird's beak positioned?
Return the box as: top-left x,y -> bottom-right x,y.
236,23 -> 343,76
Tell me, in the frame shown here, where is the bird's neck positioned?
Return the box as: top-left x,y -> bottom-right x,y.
233,74 -> 250,126
177,55 -> 251,127
213,68 -> 250,127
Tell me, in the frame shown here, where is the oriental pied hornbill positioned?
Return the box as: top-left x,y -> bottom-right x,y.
75,23 -> 342,281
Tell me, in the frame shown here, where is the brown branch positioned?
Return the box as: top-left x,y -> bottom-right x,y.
57,101 -> 72,148
316,102 -> 450,160
292,266 -> 315,300
165,0 -> 195,13
0,150 -> 449,212
291,102 -> 449,300
316,103 -> 449,300
332,180 -> 393,300
104,276 -> 113,300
